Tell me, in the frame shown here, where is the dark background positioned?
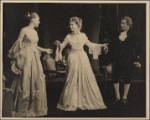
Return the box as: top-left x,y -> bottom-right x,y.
2,3 -> 147,118
3,3 -> 146,80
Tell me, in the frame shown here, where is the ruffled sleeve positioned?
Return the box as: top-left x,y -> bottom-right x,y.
8,28 -> 25,75
8,39 -> 22,59
55,46 -> 63,62
8,39 -> 23,75
55,35 -> 69,62
83,33 -> 102,60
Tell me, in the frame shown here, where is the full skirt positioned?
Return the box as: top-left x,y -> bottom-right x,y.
57,50 -> 107,111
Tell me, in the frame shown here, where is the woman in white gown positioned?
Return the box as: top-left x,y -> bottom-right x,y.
55,16 -> 107,111
8,12 -> 52,117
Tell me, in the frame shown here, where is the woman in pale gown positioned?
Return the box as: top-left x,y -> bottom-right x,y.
54,16 -> 107,111
8,12 -> 52,117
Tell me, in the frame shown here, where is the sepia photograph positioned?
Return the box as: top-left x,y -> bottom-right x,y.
0,0 -> 149,120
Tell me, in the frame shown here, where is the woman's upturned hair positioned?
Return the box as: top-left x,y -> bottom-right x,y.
25,12 -> 38,21
69,16 -> 83,30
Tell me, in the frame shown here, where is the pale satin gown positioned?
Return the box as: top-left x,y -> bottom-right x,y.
8,27 -> 47,117
57,32 -> 107,111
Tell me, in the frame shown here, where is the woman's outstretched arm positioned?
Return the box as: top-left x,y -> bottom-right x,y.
37,46 -> 53,54
83,33 -> 109,59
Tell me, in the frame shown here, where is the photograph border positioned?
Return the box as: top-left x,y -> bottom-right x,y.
0,0 -> 149,120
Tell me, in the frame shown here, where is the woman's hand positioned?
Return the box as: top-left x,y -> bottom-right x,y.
45,49 -> 53,54
54,40 -> 61,47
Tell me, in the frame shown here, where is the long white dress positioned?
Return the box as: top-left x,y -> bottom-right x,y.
8,27 -> 47,117
57,32 -> 107,111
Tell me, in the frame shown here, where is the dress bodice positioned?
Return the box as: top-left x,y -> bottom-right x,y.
23,30 -> 38,47
22,29 -> 39,51
65,33 -> 87,51
57,32 -> 102,60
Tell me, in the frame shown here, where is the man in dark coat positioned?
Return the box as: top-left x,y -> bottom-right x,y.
105,16 -> 141,104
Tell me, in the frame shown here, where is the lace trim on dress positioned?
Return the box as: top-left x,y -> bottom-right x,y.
88,43 -> 102,60
55,46 -> 63,62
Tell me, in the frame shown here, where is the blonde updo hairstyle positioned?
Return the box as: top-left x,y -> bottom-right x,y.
69,16 -> 83,30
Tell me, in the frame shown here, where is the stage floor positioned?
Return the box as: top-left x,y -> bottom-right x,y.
44,76 -> 146,117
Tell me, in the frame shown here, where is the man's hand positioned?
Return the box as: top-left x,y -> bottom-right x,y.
134,62 -> 141,68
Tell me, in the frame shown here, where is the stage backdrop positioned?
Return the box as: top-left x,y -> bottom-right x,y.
3,3 -> 146,80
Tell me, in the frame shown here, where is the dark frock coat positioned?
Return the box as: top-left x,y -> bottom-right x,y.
110,29 -> 141,83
